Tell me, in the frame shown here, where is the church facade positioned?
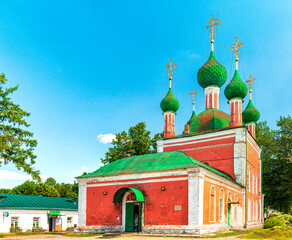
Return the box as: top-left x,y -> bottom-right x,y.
76,16 -> 263,234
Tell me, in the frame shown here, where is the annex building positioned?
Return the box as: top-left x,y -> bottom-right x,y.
0,193 -> 78,233
76,15 -> 263,235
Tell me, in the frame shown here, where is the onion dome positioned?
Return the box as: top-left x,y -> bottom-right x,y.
160,88 -> 179,113
224,70 -> 248,101
197,51 -> 227,89
187,110 -> 197,125
190,109 -> 229,132
242,99 -> 260,124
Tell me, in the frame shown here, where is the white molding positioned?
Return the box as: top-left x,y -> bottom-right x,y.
87,176 -> 188,187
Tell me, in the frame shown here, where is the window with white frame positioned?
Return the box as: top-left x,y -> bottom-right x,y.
209,186 -> 216,222
247,167 -> 250,191
67,217 -> 73,227
248,197 -> 251,221
11,217 -> 19,227
219,189 -> 224,222
33,217 -> 40,227
252,171 -> 254,194
234,194 -> 238,222
255,173 -> 258,194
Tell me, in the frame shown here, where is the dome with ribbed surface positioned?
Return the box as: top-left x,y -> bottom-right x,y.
160,88 -> 179,113
197,51 -> 227,88
224,70 -> 248,100
189,109 -> 229,132
242,99 -> 260,124
187,110 -> 197,125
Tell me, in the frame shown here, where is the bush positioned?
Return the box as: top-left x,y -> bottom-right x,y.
264,217 -> 286,229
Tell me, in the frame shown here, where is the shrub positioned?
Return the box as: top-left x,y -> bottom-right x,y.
264,217 -> 286,229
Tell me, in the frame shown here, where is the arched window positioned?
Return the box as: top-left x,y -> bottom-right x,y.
255,173 -> 258,194
252,171 -> 254,194
247,167 -> 250,191
227,192 -> 232,203
248,197 -> 251,221
219,189 -> 224,222
234,194 -> 238,222
209,186 -> 216,222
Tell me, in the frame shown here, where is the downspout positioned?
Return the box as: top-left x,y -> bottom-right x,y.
244,128 -> 247,229
261,149 -> 263,223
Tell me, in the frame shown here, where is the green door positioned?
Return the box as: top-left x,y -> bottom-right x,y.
227,205 -> 231,226
125,203 -> 134,232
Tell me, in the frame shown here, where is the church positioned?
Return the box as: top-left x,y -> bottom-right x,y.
76,15 -> 263,235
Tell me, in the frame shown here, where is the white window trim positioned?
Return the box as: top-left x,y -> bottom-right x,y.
219,188 -> 224,222
209,186 -> 216,223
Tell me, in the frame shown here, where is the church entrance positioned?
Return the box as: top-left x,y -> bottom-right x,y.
112,187 -> 145,232
125,202 -> 142,232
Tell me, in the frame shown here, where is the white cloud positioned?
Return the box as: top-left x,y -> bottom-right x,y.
81,166 -> 87,170
0,170 -> 49,181
97,133 -> 116,144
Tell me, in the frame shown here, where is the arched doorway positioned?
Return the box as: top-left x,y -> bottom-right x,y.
113,187 -> 144,232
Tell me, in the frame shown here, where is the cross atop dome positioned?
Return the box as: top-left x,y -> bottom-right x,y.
206,14 -> 220,51
230,36 -> 243,70
189,86 -> 199,111
246,74 -> 256,100
165,57 -> 176,88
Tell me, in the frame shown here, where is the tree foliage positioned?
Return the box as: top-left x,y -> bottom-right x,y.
0,177 -> 78,199
256,116 -> 292,213
101,122 -> 163,164
0,74 -> 39,180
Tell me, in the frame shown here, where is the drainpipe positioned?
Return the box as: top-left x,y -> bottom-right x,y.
244,129 -> 247,229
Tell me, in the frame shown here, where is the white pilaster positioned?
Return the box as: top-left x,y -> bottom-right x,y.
77,179 -> 88,227
188,168 -> 205,227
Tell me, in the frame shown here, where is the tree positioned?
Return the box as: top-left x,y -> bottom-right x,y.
256,116 -> 292,213
101,122 -> 163,164
0,74 -> 39,180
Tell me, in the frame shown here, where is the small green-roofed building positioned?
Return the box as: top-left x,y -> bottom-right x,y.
77,151 -> 234,182
0,193 -> 78,233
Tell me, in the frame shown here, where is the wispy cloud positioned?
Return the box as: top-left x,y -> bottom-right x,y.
81,166 -> 87,170
0,170 -> 49,181
97,133 -> 116,144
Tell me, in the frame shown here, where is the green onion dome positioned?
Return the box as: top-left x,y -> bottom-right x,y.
197,51 -> 227,89
190,108 -> 229,132
242,99 -> 260,124
224,70 -> 248,100
160,88 -> 179,113
187,110 -> 197,125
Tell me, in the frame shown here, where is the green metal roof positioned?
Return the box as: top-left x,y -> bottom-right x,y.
242,99 -> 260,124
113,188 -> 145,202
160,88 -> 179,113
190,108 -> 230,132
0,193 -> 78,211
197,51 -> 227,88
77,151 -> 235,183
224,70 -> 248,100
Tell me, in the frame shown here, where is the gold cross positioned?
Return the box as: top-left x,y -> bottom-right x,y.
230,36 -> 243,60
165,57 -> 176,79
189,86 -> 198,110
245,73 -> 256,93
206,14 -> 220,41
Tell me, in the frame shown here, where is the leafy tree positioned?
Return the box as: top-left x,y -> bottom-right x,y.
101,122 -> 163,164
0,188 -> 12,194
256,116 -> 292,213
0,74 -> 39,180
45,177 -> 57,186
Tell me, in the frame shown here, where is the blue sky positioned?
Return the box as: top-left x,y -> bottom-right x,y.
0,0 -> 291,188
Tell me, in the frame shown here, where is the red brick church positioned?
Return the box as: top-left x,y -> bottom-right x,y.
76,15 -> 263,234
